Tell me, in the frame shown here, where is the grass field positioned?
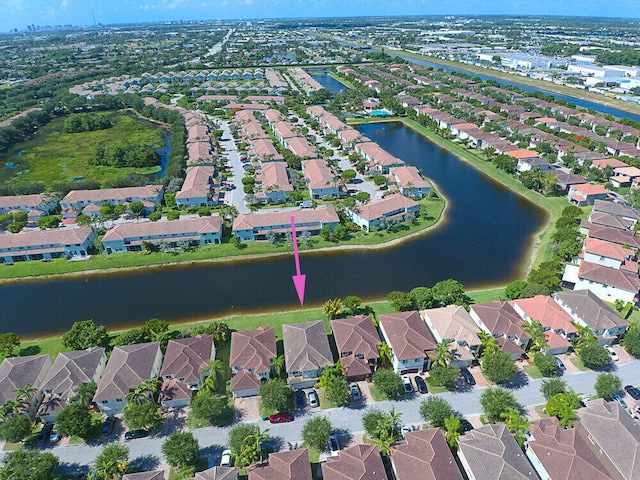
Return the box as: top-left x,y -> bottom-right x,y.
0,112 -> 165,188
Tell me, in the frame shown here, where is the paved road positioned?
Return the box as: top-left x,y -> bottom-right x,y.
217,120 -> 249,214
27,359 -> 640,474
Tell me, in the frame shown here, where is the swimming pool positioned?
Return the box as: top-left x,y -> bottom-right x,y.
370,109 -> 391,116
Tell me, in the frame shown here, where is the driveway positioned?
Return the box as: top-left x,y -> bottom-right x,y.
217,120 -> 249,214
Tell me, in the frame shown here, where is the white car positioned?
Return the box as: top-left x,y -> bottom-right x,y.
402,375 -> 413,393
220,449 -> 232,467
605,345 -> 619,362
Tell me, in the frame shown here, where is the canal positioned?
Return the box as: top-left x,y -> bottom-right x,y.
310,71 -> 348,92
0,123 -> 546,338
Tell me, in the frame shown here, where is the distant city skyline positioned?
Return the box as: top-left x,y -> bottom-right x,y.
1,0 -> 639,32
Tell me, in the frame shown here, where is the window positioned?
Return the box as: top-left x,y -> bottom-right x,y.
290,370 -> 301,376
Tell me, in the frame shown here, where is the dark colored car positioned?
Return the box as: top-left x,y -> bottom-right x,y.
461,419 -> 474,432
625,385 -> 640,400
269,413 -> 293,424
460,367 -> 476,385
39,422 -> 53,442
124,429 -> 148,441
414,376 -> 428,394
555,357 -> 566,371
102,416 -> 115,435
295,389 -> 306,408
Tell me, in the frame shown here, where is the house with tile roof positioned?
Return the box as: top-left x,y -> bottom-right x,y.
93,342 -> 162,414
388,166 -> 431,199
378,311 -> 436,374
0,226 -> 96,263
0,354 -> 52,415
159,335 -> 215,407
190,466 -> 238,480
563,259 -> 640,304
390,428 -> 463,480
38,347 -> 106,421
575,399 -> 640,480
323,444 -> 388,480
249,449 -> 312,480
421,305 -> 481,367
568,184 -> 609,206
458,424 -> 540,480
283,321 -> 333,389
122,471 -> 166,480
60,185 -> 163,214
301,159 -> 345,199
586,224 -> 640,249
588,211 -> 635,231
582,238 -> 636,269
554,290 -> 628,342
525,417 -> 614,480
592,199 -> 640,223
0,193 -> 57,215
330,316 -> 381,381
176,166 -> 219,208
255,162 -> 294,203
470,301 -> 532,357
347,194 -> 419,233
229,327 -> 276,398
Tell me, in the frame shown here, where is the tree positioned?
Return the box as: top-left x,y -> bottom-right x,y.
419,396 -> 454,428
546,393 -> 580,428
0,414 -> 31,443
480,386 -> 518,423
373,175 -> 387,186
0,450 -> 59,480
343,295 -> 363,314
189,393 -> 234,427
482,351 -> 518,384
333,224 -> 347,240
323,298 -> 343,320
62,319 -> 109,350
580,343 -> 610,369
36,215 -> 62,230
622,325 -> 640,357
229,235 -> 242,249
342,169 -> 357,182
142,318 -> 170,343
355,191 -> 370,203
323,374 -> 351,407
228,424 -> 269,468
523,321 -> 548,353
500,407 -> 530,447
387,291 -> 414,312
361,408 -> 388,437
410,287 -> 434,309
431,279 -> 472,307
200,359 -> 225,394
92,443 -> 129,480
444,414 -> 463,448
533,352 -> 559,377
594,372 -> 621,400
429,365 -> 460,390
162,431 -> 200,469
123,401 -> 162,432
540,378 -> 568,400
372,369 -> 404,399
506,281 -> 529,299
270,355 -> 286,379
301,416 -> 333,452
259,378 -> 294,414
0,332 -> 20,357
71,381 -> 97,406
572,323 -> 597,352
478,331 -> 499,359
54,403 -> 93,440
13,384 -> 36,412
228,423 -> 257,457
434,340 -> 452,368
377,342 -> 392,368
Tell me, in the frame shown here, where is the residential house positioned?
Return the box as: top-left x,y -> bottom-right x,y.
60,185 -> 163,215
354,142 -> 404,173
575,399 -> 640,480
347,194 -> 419,233
176,166 -> 219,208
191,467 -> 237,480
554,290 -> 628,342
563,260 -> 640,304
0,226 -> 96,263
159,335 -> 215,408
229,327 -> 276,398
568,184 -> 609,206
457,424 -> 541,480
378,311 -> 436,374
593,199 -> 640,224
421,305 -> 481,367
255,162 -> 294,203
582,238 -> 636,269
470,301 -> 532,357
511,296 -> 576,355
0,354 -> 52,414
38,347 -> 106,421
301,159 -> 345,199
330,316 -> 381,381
588,211 -> 635,231
390,428 -> 463,480
587,224 -> 640,249
525,417 -> 614,480
102,216 -> 222,253
388,166 -> 432,198
93,342 -> 162,414
249,449 -> 312,480
232,206 -> 340,242
323,444 -> 388,480
0,193 -> 57,215
122,472 -> 166,480
282,321 -> 333,389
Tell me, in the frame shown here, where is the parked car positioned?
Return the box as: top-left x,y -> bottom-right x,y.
350,382 -> 362,400
124,429 -> 148,441
269,413 -> 293,424
39,422 -> 53,442
328,434 -> 340,455
102,416 -> 115,435
555,357 -> 566,371
612,392 -> 627,408
461,418 -> 474,432
306,389 -> 319,408
605,345 -> 618,361
295,389 -> 306,408
460,367 -> 476,385
220,449 -> 232,467
49,426 -> 59,443
402,375 -> 413,393
400,425 -> 412,440
414,376 -> 428,394
625,385 -> 640,400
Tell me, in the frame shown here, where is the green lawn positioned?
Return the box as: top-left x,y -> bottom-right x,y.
367,384 -> 390,402
425,376 -> 448,394
468,287 -> 506,304
523,365 -> 543,379
0,112 -> 165,188
570,356 -> 588,371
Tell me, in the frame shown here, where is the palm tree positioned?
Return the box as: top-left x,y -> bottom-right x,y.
201,359 -> 225,394
444,414 -> 462,448
72,381 -> 97,406
368,428 -> 396,456
0,400 -> 20,420
240,425 -> 270,467
478,331 -> 499,359
572,323 -> 597,352
522,320 -> 548,353
434,340 -> 453,368
270,355 -> 285,379
13,384 -> 36,412
500,407 -> 530,448
377,342 -> 392,369
323,298 -> 343,320
126,378 -> 159,404
387,407 -> 403,437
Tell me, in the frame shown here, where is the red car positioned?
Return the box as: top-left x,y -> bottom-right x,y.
269,413 -> 293,424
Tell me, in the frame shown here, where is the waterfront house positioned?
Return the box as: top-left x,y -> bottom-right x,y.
0,193 -> 57,215
301,159 -> 345,199
122,471 -> 166,480
421,305 -> 481,367
175,166 -> 219,208
568,183 -> 609,206
582,238 -> 636,269
249,449 -> 312,480
38,347 -> 106,421
255,162 -> 293,203
229,327 -> 277,398
470,301 -> 532,357
563,260 -> 640,305
388,166 -> 431,198
347,194 -> 419,233
554,290 -> 628,343
0,354 -> 52,415
93,342 -> 162,414
390,428 -> 463,480
588,211 -> 635,231
587,224 -> 640,249
60,185 -> 163,215
102,216 -> 222,253
592,199 -> 640,224
330,315 -> 381,381
159,335 -> 215,408
0,226 -> 95,263
457,424 -> 540,480
282,320 -> 333,389
378,311 -> 436,374
323,444 -> 388,480
525,417 -> 613,480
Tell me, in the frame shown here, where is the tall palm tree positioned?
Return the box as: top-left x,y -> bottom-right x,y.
368,428 -> 395,456
13,384 -> 36,412
444,414 -> 462,448
387,407 -> 402,437
572,323 -> 597,352
240,425 -> 270,467
200,359 -> 225,394
478,331 -> 499,359
434,340 -> 453,368
270,355 -> 285,379
377,342 -> 392,369
72,381 -> 97,406
522,320 -> 548,353
323,298 -> 343,320
500,407 -> 530,448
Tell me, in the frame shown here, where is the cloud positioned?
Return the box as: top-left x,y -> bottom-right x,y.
3,0 -> 24,12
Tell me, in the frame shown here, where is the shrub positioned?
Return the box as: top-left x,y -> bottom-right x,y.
482,351 -> 517,384
372,369 -> 404,399
533,352 -> 559,377
580,343 -> 610,369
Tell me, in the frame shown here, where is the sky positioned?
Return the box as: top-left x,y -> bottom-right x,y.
1,0 -> 638,32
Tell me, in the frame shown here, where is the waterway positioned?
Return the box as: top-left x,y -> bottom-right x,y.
310,72 -> 347,92
0,123 -> 546,338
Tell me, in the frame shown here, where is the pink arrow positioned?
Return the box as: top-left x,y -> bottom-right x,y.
290,215 -> 306,305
